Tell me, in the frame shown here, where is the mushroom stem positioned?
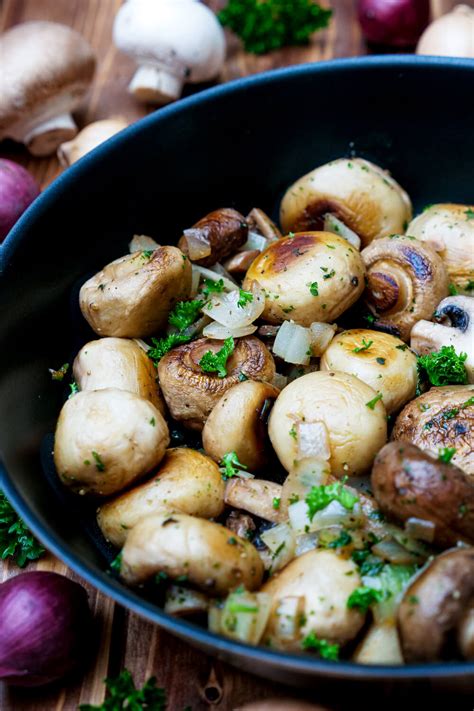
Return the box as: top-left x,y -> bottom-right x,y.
129,64 -> 184,105
23,113 -> 78,157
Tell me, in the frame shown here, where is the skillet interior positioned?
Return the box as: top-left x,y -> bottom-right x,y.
1,56 -> 474,697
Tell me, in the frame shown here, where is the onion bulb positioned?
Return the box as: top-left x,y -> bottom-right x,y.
0,159 -> 40,242
417,5 -> 474,58
357,0 -> 430,47
0,572 -> 92,687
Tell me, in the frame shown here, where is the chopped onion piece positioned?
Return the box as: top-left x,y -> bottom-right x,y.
372,538 -> 422,566
386,523 -> 431,561
273,321 -> 311,365
323,213 -> 361,250
281,458 -> 330,515
128,234 -> 159,253
210,261 -> 240,285
308,322 -> 337,356
272,372 -> 288,389
164,586 -> 209,616
261,522 -> 296,574
203,284 -> 265,329
295,531 -> 319,556
182,228 -> 212,260
288,500 -> 312,535
240,230 -> 269,253
311,500 -> 364,532
203,321 -> 257,339
133,338 -> 151,353
190,265 -> 201,296
219,590 -> 272,645
404,517 -> 436,544
273,596 -> 305,640
193,264 -> 239,292
296,421 -> 331,460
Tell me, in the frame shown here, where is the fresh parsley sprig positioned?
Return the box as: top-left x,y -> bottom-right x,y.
417,345 -> 468,387
220,451 -> 248,479
305,481 -> 358,522
79,669 -> 166,711
0,491 -> 45,567
199,337 -> 235,378
301,632 -> 339,660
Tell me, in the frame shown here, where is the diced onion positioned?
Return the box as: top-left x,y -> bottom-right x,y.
218,590 -> 272,645
308,322 -> 337,356
193,264 -> 239,292
387,524 -> 431,561
295,532 -> 319,557
182,228 -> 212,260
281,459 -> 330,514
405,517 -> 436,544
164,586 -> 209,616
128,234 -> 160,253
272,372 -> 288,389
190,265 -> 201,296
203,284 -> 265,329
203,321 -> 257,339
209,261 -> 240,285
273,596 -> 305,641
133,338 -> 151,353
296,421 -> 331,460
311,500 -> 364,532
240,230 -> 269,253
372,538 -> 422,565
288,500 -> 312,534
261,522 -> 296,574
323,213 -> 361,250
273,321 -> 311,365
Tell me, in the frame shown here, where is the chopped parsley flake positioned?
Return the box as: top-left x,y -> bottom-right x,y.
49,362 -> 69,381
92,451 -> 105,472
220,451 -> 248,479
347,586 -> 383,612
301,632 -> 339,660
309,282 -> 319,296
305,480 -> 358,521
237,289 -> 253,308
366,393 -> 383,409
353,338 -> 373,353
199,337 -> 235,378
438,447 -> 456,464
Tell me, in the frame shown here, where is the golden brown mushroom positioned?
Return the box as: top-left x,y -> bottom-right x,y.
79,247 -> 192,338
280,158 -> 412,247
157,336 -> 275,430
407,204 -> 474,294
361,235 -> 449,341
178,208 -> 248,266
243,232 -> 365,326
391,385 -> 474,477
202,380 -> 280,469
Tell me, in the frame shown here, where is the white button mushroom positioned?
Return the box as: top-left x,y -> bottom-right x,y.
268,371 -> 387,476
279,158 -> 412,247
320,329 -> 418,414
113,0 -> 226,105
79,247 -> 192,338
0,22 -> 96,156
73,337 -> 165,414
243,232 -> 366,326
54,388 -> 169,496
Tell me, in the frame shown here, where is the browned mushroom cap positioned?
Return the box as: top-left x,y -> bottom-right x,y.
178,208 -> 248,266
398,547 -> 474,662
0,22 -> 96,156
391,385 -> 474,478
157,336 -> 275,430
371,441 -> 474,548
202,380 -> 280,469
223,249 -> 261,275
362,235 -> 449,341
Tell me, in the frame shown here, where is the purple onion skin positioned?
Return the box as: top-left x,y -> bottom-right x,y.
0,159 -> 40,243
357,0 -> 430,47
0,571 -> 93,687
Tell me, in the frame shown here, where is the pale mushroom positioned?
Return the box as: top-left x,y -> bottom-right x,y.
58,118 -> 128,166
410,295 -> 474,383
0,22 -> 96,156
280,158 -> 412,247
113,0 -> 225,105
224,478 -> 283,523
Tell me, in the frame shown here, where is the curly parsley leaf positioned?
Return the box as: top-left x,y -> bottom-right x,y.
220,451 -> 248,480
148,332 -> 190,364
438,447 -> 456,464
347,586 -> 384,612
79,669 -> 166,711
168,300 -> 202,331
0,491 -> 45,567
237,289 -> 253,308
49,362 -> 70,381
199,337 -> 235,378
200,278 -> 224,298
417,345 -> 468,386
301,632 -> 339,660
305,481 -> 358,522
353,338 -> 373,353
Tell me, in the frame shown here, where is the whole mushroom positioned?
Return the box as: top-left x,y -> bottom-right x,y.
280,158 -> 412,247
202,380 -> 280,470
410,295 -> 474,383
407,204 -> 474,294
157,336 -> 275,430
362,235 -> 449,341
0,22 -> 95,156
178,208 -> 248,266
113,0 -> 225,105
243,232 -> 366,326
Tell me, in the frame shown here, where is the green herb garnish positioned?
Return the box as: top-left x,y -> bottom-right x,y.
92,451 -> 105,472
353,338 -> 373,353
465,207 -> 474,220
168,299 -> 202,331
200,278 -> 224,298
305,480 -> 358,522
366,393 -> 383,410
237,289 -> 253,308
301,632 -> 339,660
49,363 -> 69,381
347,586 -> 384,613
0,491 -> 45,567
199,337 -> 235,378
79,669 -> 166,711
438,447 -> 456,464
309,282 -> 319,296
417,345 -> 468,386
327,530 -> 352,549
220,451 -> 248,480
69,381 -> 79,398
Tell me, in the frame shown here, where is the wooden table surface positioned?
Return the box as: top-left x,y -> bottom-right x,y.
0,0 -> 461,709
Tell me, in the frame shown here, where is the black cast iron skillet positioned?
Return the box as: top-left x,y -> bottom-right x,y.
1,57 -> 474,700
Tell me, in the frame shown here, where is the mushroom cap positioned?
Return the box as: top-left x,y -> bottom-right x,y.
279,158 -> 412,247
320,329 -> 418,414
178,207 -> 248,267
113,0 -> 225,83
391,385 -> 474,478
371,441 -> 474,548
361,235 -> 449,341
79,247 -> 192,338
407,204 -> 474,293
97,447 -> 224,547
261,549 -> 364,650
73,337 -> 165,414
54,388 -> 169,496
120,511 -> 264,594
202,380 -> 280,470
0,21 -> 95,137
268,371 -> 387,476
397,547 -> 474,662
243,232 -> 366,326
157,336 -> 275,430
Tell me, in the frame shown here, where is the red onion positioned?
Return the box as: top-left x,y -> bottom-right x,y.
357,0 -> 430,47
0,159 -> 40,242
0,571 -> 93,686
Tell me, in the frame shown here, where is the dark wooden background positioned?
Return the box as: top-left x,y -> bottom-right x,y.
0,0 -> 462,709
